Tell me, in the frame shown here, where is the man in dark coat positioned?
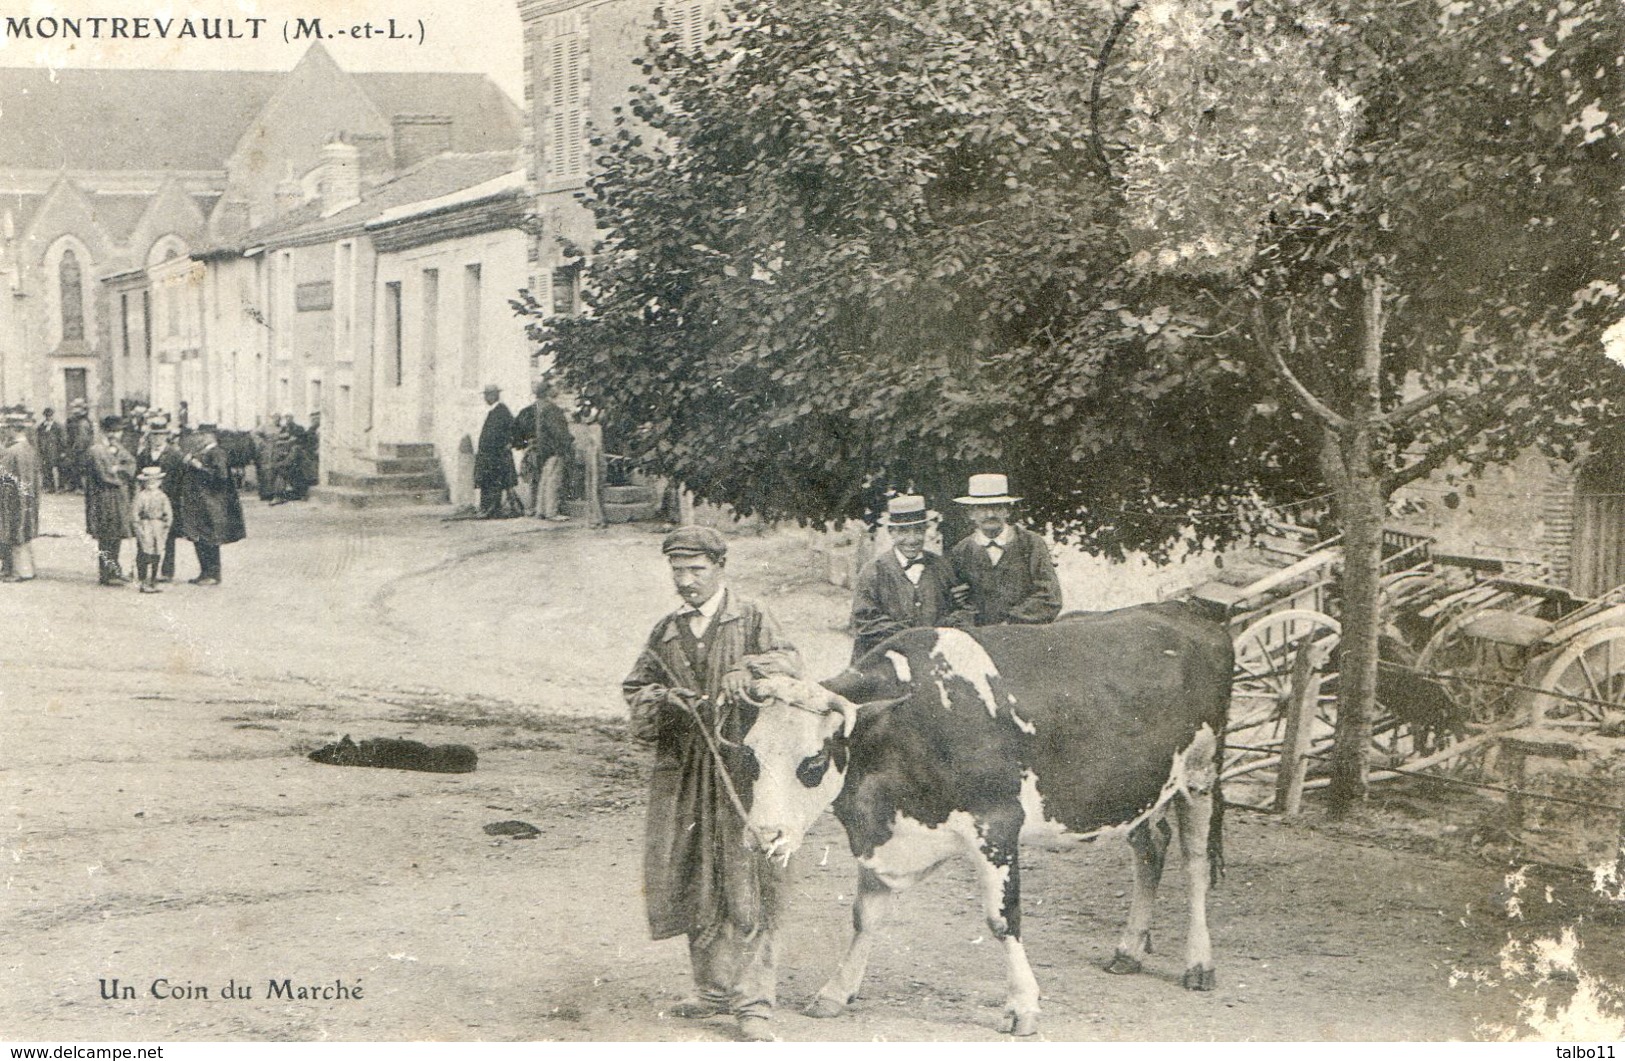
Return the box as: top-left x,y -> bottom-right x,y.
947,473 -> 1063,626
511,379 -> 576,520
474,384 -> 517,518
84,415 -> 136,585
0,409 -> 42,581
622,526 -> 801,1041
177,425 -> 245,586
34,408 -> 63,493
63,400 -> 92,492
848,494 -> 973,662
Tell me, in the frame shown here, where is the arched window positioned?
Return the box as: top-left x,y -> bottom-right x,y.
59,249 -> 84,342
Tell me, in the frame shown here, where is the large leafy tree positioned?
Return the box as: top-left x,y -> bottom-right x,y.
529,0 -> 1624,811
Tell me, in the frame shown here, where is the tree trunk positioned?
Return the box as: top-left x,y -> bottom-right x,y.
1329,441 -> 1384,814
1327,277 -> 1391,817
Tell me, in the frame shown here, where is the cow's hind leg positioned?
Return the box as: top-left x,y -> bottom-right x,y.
1107,815 -> 1172,976
805,867 -> 895,1019
964,816 -> 1040,1036
1174,791 -> 1217,990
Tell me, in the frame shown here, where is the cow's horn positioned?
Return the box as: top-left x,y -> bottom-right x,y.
830,693 -> 859,738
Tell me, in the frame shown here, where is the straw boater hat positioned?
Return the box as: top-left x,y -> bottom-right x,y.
955,473 -> 1021,506
137,466 -> 165,483
880,495 -> 935,528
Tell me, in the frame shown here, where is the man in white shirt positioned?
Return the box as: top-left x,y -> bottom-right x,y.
621,526 -> 802,1041
849,494 -> 972,661
947,474 -> 1063,626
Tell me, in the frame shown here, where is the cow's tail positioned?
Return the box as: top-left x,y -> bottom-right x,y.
1207,775 -> 1225,888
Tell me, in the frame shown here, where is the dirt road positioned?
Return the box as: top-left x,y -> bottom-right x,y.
3,495 -> 1621,1041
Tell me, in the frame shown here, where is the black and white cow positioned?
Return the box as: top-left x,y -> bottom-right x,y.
738,602 -> 1232,1036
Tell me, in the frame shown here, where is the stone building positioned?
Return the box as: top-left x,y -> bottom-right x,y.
0,44 -> 520,419
225,150 -> 530,507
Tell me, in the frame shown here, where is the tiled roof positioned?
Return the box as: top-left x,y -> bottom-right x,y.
354,73 -> 522,154
0,68 -> 282,170
0,65 -> 520,172
239,150 -> 523,249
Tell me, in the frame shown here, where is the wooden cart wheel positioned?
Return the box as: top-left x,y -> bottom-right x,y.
1531,626 -> 1625,725
1226,609 -> 1341,790
1231,609 -> 1341,727
1416,610 -> 1531,725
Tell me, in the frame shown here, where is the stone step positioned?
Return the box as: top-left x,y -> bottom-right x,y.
378,442 -> 436,460
310,485 -> 450,509
605,500 -> 662,524
603,484 -> 658,504
356,457 -> 442,476
327,470 -> 445,491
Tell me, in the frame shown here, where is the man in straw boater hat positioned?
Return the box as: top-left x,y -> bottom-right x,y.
848,494 -> 973,662
621,526 -> 802,1041
947,473 -> 1063,627
0,407 -> 42,582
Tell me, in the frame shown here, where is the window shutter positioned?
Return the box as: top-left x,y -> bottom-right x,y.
546,33 -> 584,179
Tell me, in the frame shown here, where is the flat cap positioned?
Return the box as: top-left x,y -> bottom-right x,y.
661,525 -> 727,560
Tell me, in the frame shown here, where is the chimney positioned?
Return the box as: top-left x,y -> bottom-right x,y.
392,114 -> 453,172
274,178 -> 304,218
319,139 -> 362,216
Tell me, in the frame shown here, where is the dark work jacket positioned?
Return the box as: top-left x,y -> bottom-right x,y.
83,438 -> 135,541
178,445 -> 245,545
512,400 -> 576,463
474,403 -> 517,490
849,550 -> 972,662
622,591 -> 801,941
948,525 -> 1063,626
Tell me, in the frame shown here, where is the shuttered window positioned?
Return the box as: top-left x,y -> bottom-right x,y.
667,0 -> 707,50
545,32 -> 584,180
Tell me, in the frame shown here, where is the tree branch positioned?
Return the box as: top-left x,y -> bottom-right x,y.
1382,401 -> 1515,493
1381,387 -> 1454,428
1089,2 -> 1140,178
1252,307 -> 1350,431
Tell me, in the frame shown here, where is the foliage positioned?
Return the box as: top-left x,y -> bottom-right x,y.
525,0 -> 1624,560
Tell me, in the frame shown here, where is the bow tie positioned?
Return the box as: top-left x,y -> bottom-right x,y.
983,536 -> 1002,547
901,556 -> 926,569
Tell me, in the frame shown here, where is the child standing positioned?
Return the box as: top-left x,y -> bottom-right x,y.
133,466 -> 173,594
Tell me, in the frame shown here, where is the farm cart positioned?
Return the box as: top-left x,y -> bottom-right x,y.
1190,523 -> 1625,808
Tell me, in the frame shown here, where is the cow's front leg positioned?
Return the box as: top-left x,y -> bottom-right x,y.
1108,816 -> 1172,975
965,816 -> 1040,1036
1174,792 -> 1216,990
805,867 -> 895,1019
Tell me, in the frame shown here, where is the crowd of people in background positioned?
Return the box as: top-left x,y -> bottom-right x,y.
0,397 -> 326,589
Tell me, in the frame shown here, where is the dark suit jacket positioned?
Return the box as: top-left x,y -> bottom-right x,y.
474,403 -> 517,490
948,525 -> 1063,626
850,550 -> 971,662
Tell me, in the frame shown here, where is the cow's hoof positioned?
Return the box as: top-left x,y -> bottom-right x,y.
737,1016 -> 776,1042
1103,953 -> 1143,976
1004,1011 -> 1040,1037
1182,965 -> 1217,991
802,997 -> 845,1019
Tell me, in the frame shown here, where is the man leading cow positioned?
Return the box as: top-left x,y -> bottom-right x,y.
621,525 -> 801,1042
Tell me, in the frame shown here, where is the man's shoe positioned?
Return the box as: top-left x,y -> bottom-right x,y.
194,577 -> 221,586
668,1001 -> 726,1019
736,1016 -> 775,1042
